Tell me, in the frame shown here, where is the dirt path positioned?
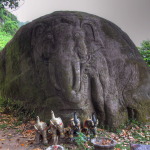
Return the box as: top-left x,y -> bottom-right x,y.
0,126 -> 76,150
0,113 -> 76,150
0,129 -> 35,150
0,113 -> 48,150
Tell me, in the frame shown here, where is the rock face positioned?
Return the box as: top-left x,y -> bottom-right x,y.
0,11 -> 150,127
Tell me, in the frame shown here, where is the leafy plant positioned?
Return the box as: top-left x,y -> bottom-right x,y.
74,132 -> 91,150
2,20 -> 18,35
0,29 -> 12,50
115,143 -> 130,150
138,40 -> 150,67
0,8 -> 19,50
0,123 -> 8,129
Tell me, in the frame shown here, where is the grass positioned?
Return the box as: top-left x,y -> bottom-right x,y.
74,132 -> 92,150
0,123 -> 8,129
115,143 -> 130,150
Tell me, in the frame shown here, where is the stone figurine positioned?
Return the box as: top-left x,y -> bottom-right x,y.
0,11 -> 150,128
34,116 -> 48,144
49,110 -> 65,144
83,112 -> 98,140
65,112 -> 81,140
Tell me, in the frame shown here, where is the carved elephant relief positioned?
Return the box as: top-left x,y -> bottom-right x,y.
0,11 -> 150,128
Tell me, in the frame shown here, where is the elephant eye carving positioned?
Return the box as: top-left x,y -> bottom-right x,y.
74,32 -> 80,38
74,32 -> 84,40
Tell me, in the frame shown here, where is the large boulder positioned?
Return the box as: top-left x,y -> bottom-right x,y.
0,11 -> 150,127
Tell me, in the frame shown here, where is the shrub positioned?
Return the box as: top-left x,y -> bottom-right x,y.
0,29 -> 12,50
138,40 -> 150,67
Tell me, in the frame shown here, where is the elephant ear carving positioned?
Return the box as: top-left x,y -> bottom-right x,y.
31,23 -> 47,46
81,20 -> 104,47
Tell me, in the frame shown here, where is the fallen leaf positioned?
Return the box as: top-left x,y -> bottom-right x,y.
26,130 -> 33,133
20,143 -> 25,146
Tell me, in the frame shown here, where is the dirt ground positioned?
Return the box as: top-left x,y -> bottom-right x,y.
0,127 -> 77,150
0,113 -> 49,150
0,129 -> 35,150
0,113 -> 77,150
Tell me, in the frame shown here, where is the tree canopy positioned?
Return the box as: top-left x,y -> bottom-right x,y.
0,8 -> 19,34
138,40 -> 150,67
0,8 -> 19,50
0,0 -> 23,9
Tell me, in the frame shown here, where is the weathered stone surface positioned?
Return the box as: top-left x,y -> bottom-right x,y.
0,11 -> 150,127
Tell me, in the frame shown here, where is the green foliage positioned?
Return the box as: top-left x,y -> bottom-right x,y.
139,40 -> 150,51
138,40 -> 150,67
2,20 -> 18,34
0,8 -> 19,34
0,8 -> 18,22
115,143 -> 130,150
0,0 -> 23,9
0,29 -> 12,50
0,8 -> 19,50
0,123 -> 8,129
74,132 -> 91,150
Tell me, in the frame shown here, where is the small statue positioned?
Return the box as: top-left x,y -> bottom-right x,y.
66,112 -> 81,140
82,112 -> 98,140
49,110 -> 65,145
34,116 -> 48,144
